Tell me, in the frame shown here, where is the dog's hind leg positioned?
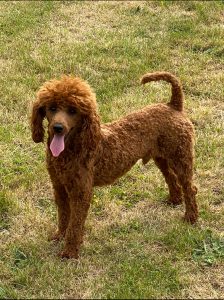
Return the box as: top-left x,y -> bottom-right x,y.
169,157 -> 198,224
154,157 -> 183,205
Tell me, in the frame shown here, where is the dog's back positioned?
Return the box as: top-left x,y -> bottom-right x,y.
94,100 -> 193,187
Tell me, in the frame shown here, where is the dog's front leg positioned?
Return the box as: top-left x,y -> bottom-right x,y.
47,166 -> 70,241
51,182 -> 70,241
59,174 -> 93,259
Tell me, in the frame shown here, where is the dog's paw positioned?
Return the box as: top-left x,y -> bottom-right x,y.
49,231 -> 65,242
183,213 -> 198,224
58,249 -> 79,259
167,197 -> 182,206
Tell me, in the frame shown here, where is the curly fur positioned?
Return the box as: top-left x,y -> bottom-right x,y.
31,71 -> 198,259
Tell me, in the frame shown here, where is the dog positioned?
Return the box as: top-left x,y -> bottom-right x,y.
31,71 -> 198,258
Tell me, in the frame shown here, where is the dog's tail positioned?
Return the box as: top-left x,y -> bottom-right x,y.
140,71 -> 184,111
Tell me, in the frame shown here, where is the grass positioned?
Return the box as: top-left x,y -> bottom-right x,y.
0,1 -> 224,298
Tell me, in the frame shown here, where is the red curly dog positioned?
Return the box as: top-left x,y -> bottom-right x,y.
31,72 -> 198,259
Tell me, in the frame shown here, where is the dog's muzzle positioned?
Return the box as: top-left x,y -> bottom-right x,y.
53,123 -> 64,134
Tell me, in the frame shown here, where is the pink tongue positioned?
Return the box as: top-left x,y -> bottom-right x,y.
50,135 -> 65,157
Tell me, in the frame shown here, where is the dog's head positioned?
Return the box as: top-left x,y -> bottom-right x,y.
31,76 -> 100,157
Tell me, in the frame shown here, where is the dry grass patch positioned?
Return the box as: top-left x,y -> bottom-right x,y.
182,264 -> 224,299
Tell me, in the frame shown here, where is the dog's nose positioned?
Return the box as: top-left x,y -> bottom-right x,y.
53,123 -> 64,133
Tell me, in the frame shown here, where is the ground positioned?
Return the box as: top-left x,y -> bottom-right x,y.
0,1 -> 224,298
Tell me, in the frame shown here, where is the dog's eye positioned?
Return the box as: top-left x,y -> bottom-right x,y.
49,106 -> 57,112
68,107 -> 76,114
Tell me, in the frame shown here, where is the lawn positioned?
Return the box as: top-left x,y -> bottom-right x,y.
0,1 -> 224,298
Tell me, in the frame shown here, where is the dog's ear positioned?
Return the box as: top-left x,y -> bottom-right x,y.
80,113 -> 100,159
31,100 -> 45,143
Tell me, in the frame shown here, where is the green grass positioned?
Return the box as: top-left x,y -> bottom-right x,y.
1,1 -> 224,298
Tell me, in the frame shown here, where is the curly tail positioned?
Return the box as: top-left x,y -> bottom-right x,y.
140,71 -> 184,111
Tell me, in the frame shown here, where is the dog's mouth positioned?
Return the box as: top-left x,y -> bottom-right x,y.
50,134 -> 65,157
49,127 -> 75,157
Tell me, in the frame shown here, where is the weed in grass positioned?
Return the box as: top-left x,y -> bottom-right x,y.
158,225 -> 209,259
12,248 -> 28,270
192,230 -> 224,266
160,226 -> 224,267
